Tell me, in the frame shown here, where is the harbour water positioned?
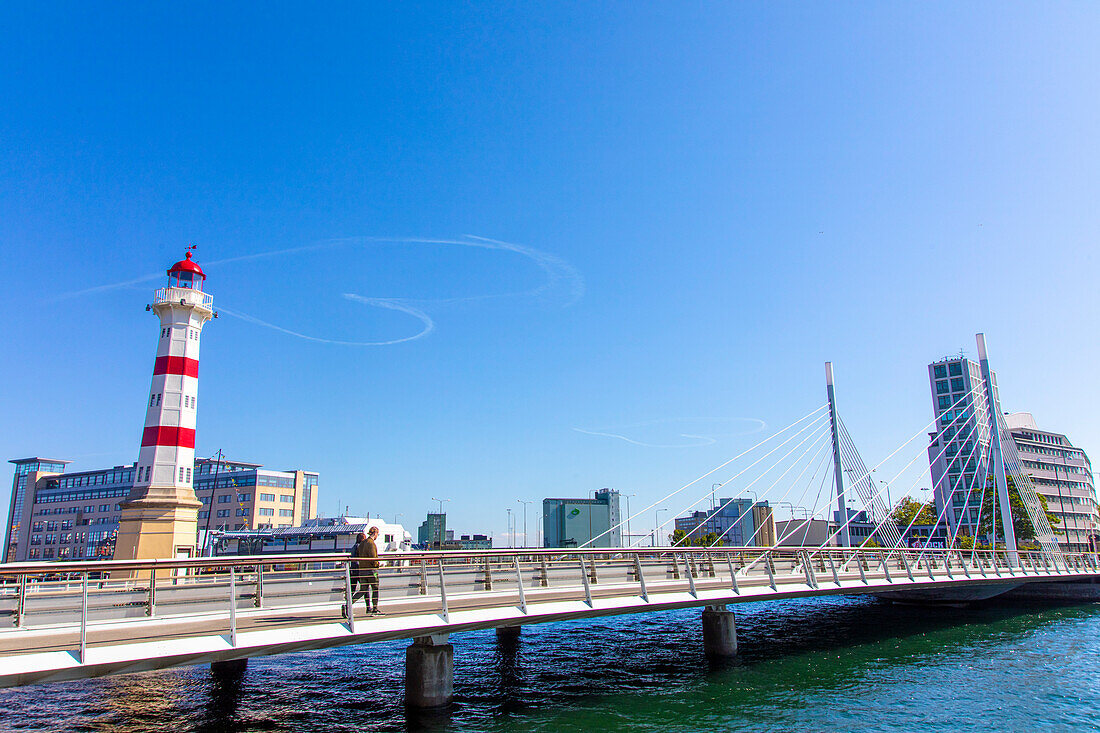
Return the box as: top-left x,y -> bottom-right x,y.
2,595 -> 1099,732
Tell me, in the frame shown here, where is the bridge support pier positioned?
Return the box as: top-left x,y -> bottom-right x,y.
702,605 -> 737,659
211,658 -> 247,673
405,634 -> 453,708
496,625 -> 521,640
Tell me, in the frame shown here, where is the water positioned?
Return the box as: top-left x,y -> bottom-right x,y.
3,595 -> 1100,732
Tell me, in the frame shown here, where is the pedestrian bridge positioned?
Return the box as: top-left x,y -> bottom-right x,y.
0,546 -> 1097,697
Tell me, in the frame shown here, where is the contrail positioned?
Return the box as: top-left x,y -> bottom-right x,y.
572,418 -> 767,448
218,296 -> 435,347
53,235 -> 583,345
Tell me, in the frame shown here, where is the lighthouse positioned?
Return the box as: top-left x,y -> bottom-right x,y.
114,249 -> 214,562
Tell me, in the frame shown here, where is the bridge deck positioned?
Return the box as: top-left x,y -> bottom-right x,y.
0,547 -> 1095,688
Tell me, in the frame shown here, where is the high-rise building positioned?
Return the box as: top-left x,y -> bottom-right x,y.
417,513 -> 447,548
926,355 -> 996,539
1005,413 -> 1097,552
542,489 -> 621,548
673,499 -> 775,547
115,250 -> 214,562
3,456 -> 320,562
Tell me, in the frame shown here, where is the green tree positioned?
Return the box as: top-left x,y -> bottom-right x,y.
890,497 -> 936,527
976,474 -> 1060,546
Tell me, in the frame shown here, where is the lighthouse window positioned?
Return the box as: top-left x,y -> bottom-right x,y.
186,468 -> 192,483
178,467 -> 185,482
150,394 -> 156,407
156,394 -> 162,406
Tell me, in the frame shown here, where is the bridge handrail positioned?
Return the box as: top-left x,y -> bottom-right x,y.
0,546 -> 1091,578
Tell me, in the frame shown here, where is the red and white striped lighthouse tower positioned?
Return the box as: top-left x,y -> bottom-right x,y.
115,249 -> 214,562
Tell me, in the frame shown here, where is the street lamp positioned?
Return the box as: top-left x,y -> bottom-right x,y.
517,500 -> 533,549
430,497 -> 450,515
624,493 -> 637,546
394,512 -> 404,525
655,508 -> 669,547
506,508 -> 513,549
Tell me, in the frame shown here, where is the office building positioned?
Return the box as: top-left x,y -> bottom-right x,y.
4,456 -> 319,562
543,489 -> 621,548
457,534 -> 492,550
417,513 -> 447,548
674,499 -> 776,547
1005,413 -> 1097,552
926,355 -> 996,539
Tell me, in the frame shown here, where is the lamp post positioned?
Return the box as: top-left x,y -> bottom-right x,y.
517,500 -> 533,548
394,512 -> 403,526
506,508 -> 513,549
624,493 -> 637,547
655,508 -> 668,547
711,483 -> 721,512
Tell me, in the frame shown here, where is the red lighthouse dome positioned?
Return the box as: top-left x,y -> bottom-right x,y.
167,250 -> 206,289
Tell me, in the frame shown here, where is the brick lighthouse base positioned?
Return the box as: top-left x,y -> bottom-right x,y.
114,488 -> 202,571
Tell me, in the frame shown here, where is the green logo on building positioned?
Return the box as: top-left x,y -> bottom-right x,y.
569,508 -> 581,517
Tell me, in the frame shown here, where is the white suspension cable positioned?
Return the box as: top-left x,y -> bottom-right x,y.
579,404 -> 829,549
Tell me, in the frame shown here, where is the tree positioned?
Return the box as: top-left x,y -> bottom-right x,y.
670,529 -> 725,547
976,474 -> 1060,546
890,497 -> 936,527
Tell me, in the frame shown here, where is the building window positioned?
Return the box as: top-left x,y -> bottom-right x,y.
936,381 -> 950,394
186,468 -> 192,482
28,548 -> 40,559
279,509 -> 293,517
280,495 -> 294,503
950,377 -> 965,392
217,509 -> 230,518
259,493 -> 276,502
218,495 -> 232,503
149,394 -> 156,407
258,508 -> 274,516
934,364 -> 947,378
156,394 -> 162,406
237,493 -> 251,503
236,508 -> 250,517
949,362 -> 963,376
179,467 -> 185,482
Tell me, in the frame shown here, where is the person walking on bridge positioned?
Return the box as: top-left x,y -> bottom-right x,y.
354,526 -> 383,615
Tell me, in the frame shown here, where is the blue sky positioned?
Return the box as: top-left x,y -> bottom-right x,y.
2,4 -> 1098,544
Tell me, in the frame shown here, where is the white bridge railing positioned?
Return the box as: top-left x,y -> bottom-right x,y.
0,546 -> 1096,674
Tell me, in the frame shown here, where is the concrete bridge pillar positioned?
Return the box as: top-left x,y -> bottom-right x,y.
701,605 -> 737,659
496,625 -> 521,640
211,658 -> 247,673
405,634 -> 453,708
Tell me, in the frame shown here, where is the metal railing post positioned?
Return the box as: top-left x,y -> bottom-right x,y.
923,555 -> 935,580
800,551 -> 815,588
79,572 -> 88,664
514,557 -> 527,614
900,551 -> 915,582
765,551 -> 777,591
682,554 -> 697,597
539,557 -> 549,587
578,556 -> 593,606
857,551 -> 867,584
634,554 -> 649,601
438,560 -> 450,622
147,569 -> 157,617
254,565 -> 264,608
343,562 -> 355,633
15,574 -> 26,627
826,552 -> 840,586
878,552 -> 892,583
725,552 -> 740,594
228,568 -> 237,647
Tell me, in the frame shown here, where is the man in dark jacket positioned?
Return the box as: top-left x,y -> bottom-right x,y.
344,532 -> 367,619
353,526 -> 382,615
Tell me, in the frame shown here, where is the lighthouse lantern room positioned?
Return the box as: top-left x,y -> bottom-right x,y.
114,249 -> 214,564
